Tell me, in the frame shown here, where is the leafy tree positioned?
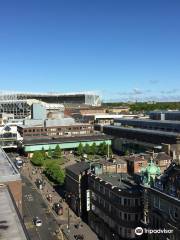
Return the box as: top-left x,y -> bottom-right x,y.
41,147 -> 47,159
31,151 -> 44,166
53,145 -> 62,159
76,143 -> 84,156
84,144 -> 91,155
98,142 -> 107,156
124,150 -> 129,156
45,163 -> 65,185
48,147 -> 53,158
91,142 -> 97,155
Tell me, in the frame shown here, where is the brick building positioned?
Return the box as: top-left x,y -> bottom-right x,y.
88,173 -> 143,240
17,123 -> 94,140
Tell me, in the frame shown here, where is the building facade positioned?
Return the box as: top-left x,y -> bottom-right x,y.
88,173 -> 143,240
146,163 -> 180,240
18,123 -> 94,140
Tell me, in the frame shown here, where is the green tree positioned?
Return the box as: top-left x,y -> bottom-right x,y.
98,142 -> 107,156
53,145 -> 62,159
48,147 -> 52,158
41,147 -> 47,160
76,143 -> 84,156
91,142 -> 97,155
31,151 -> 44,166
84,144 -> 91,155
45,163 -> 65,185
124,150 -> 129,156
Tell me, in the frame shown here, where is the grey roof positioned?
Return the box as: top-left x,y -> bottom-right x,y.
103,125 -> 180,137
0,186 -> 28,240
114,118 -> 180,125
0,148 -> 21,182
23,134 -> 112,145
91,173 -> 141,193
66,162 -> 90,175
114,118 -> 180,132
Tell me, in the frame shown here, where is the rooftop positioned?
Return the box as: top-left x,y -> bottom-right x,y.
0,186 -> 28,240
114,118 -> 180,125
18,122 -> 91,129
66,162 -> 90,175
91,173 -> 141,193
23,134 -> 113,145
104,125 -> 180,138
0,148 -> 21,182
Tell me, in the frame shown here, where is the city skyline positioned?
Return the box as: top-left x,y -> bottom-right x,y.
0,0 -> 180,101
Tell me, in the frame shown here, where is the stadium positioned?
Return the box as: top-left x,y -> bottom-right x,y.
0,91 -> 101,118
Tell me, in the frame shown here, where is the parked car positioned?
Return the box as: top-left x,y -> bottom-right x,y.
52,202 -> 63,215
33,217 -> 42,227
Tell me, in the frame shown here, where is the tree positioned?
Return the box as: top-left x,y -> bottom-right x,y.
84,144 -> 91,155
98,142 -> 107,156
91,142 -> 97,155
45,163 -> 65,185
41,147 -> 47,160
48,147 -> 53,158
31,151 -> 44,166
53,145 -> 62,159
76,143 -> 84,156
124,150 -> 129,156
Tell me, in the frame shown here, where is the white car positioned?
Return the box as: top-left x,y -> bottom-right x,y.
33,217 -> 42,227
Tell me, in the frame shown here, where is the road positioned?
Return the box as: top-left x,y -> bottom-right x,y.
22,175 -> 60,240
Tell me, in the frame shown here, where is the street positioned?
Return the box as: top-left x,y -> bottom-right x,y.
22,175 -> 61,240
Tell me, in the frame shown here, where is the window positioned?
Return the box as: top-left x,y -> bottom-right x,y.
154,196 -> 159,209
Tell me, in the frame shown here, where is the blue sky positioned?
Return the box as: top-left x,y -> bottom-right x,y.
0,0 -> 180,101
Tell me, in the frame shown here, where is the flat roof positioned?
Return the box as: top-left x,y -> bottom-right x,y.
18,123 -> 91,129
23,134 -> 113,146
103,125 -> 180,138
0,186 -> 28,240
0,148 -> 21,182
114,118 -> 180,125
91,173 -> 141,193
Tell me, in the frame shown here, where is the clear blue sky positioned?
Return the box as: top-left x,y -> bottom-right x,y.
0,0 -> 180,101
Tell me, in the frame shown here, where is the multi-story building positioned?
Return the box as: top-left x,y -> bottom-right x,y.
0,185 -> 29,240
145,162 -> 180,240
65,162 -> 90,220
17,123 -> 94,140
114,118 -> 180,133
98,158 -> 127,174
124,154 -> 149,174
103,125 -> 180,155
149,111 -> 180,121
0,148 -> 22,213
88,173 -> 143,240
65,159 -> 127,221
